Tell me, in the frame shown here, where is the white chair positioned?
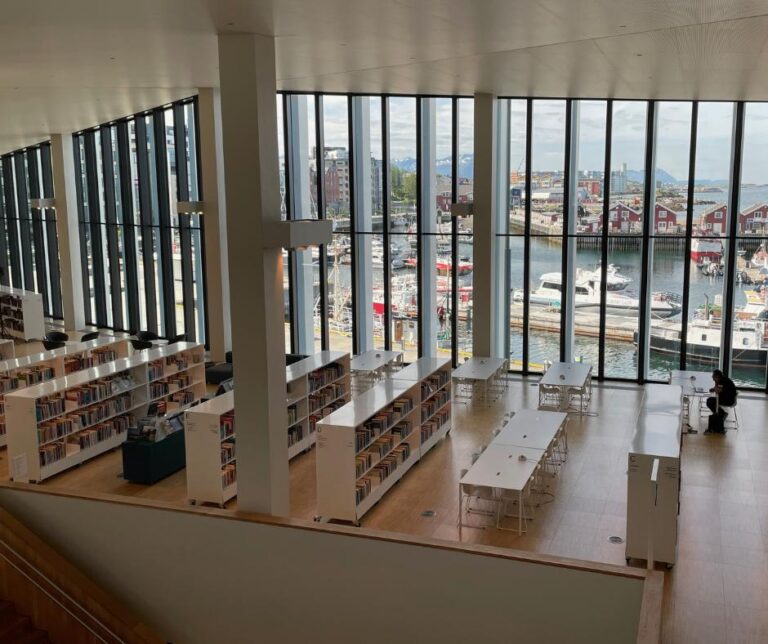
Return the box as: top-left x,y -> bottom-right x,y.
491,428 -> 501,438
496,468 -> 537,533
567,385 -> 588,416
720,400 -> 739,431
458,469 -> 498,528
538,383 -> 562,409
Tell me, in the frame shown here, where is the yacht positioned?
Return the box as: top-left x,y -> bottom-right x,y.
516,272 -> 682,318
581,264 -> 632,291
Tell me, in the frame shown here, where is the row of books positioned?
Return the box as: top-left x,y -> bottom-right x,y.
287,404 -> 298,426
420,369 -> 450,400
148,360 -> 165,381
0,376 -> 20,395
355,397 -> 413,453
0,295 -> 22,307
0,306 -> 23,319
220,411 -> 235,440
149,381 -> 170,399
35,395 -> 66,423
288,422 -> 305,447
356,443 -> 412,505
3,319 -> 25,332
421,388 -> 450,423
63,349 -> 118,375
0,366 -> 54,394
355,451 -> 372,478
166,373 -> 193,391
308,382 -> 346,413
0,421 -> 5,436
420,406 -> 450,444
39,440 -> 66,467
308,362 -> 345,393
74,414 -> 133,449
37,393 -> 133,443
221,440 -> 236,465
221,463 -> 237,488
168,389 -> 196,408
308,399 -> 346,435
62,373 -> 135,408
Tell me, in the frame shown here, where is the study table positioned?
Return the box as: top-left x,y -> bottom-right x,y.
350,350 -> 403,390
669,370 -> 713,430
493,409 -> 567,451
452,356 -> 505,406
538,361 -> 592,413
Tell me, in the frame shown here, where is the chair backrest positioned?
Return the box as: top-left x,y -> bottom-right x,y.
79,331 -> 100,342
131,339 -> 154,351
42,340 -> 66,351
460,468 -> 468,478
45,331 -> 69,342
135,330 -> 159,342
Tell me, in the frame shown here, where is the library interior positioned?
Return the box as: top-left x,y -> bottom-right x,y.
1,2 -> 768,642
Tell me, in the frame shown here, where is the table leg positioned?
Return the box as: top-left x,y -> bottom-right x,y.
560,385 -> 567,412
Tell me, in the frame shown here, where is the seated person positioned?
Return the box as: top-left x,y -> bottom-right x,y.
707,369 -> 737,417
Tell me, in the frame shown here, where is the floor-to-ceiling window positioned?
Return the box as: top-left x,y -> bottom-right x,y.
0,142 -> 62,319
72,97 -> 205,342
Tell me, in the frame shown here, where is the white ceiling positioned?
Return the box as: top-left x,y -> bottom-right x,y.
1,0 -> 768,152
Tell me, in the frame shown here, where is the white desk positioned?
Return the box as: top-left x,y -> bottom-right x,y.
452,357 -> 505,406
539,362 -> 592,413
493,410 -> 567,451
460,444 -> 544,535
669,370 -> 712,397
350,350 -> 402,392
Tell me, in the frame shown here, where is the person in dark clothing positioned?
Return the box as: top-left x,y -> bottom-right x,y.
706,369 -> 737,417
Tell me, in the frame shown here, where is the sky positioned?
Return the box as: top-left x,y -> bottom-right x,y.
278,96 -> 768,185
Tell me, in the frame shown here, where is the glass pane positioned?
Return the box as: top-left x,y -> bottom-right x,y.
509,99 -> 527,232
327,232 -> 352,354
390,233 -> 418,362
575,101 -> 607,235
530,100 -> 566,236
277,95 -> 286,221
457,97 -> 474,359
323,96 -> 350,222
608,101 -> 647,235
508,236 -> 525,371
389,97 -> 417,233
528,236 -> 562,372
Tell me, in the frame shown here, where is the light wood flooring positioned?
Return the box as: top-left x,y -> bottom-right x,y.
2,338 -> 768,642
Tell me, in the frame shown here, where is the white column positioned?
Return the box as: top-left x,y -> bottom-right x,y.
49,134 -> 85,332
197,87 -> 232,363
420,98 -> 438,357
563,102 -> 580,362
218,33 -> 288,516
351,97 -> 373,352
493,100 -> 510,358
641,106 -> 658,378
287,95 -> 315,354
472,93 -> 503,358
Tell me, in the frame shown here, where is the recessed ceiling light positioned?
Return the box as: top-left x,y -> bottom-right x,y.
619,24 -> 627,28
636,53 -> 643,57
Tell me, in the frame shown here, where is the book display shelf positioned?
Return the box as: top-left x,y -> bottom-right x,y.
0,286 -> 45,341
0,337 -> 130,448
183,351 -> 350,507
315,357 -> 453,525
391,357 -> 453,458
315,379 -> 421,525
184,391 -> 236,507
5,342 -> 204,483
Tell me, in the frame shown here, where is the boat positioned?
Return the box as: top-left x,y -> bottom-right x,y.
580,264 -> 632,291
691,238 -> 723,263
516,272 -> 682,318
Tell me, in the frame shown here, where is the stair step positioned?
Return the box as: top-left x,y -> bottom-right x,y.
0,614 -> 31,639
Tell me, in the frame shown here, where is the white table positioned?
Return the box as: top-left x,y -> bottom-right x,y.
669,370 -> 714,430
350,350 -> 403,391
539,362 -> 592,413
460,444 -> 544,535
493,409 -> 567,451
452,357 -> 505,406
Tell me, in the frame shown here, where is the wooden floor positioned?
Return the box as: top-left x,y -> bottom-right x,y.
2,339 -> 768,642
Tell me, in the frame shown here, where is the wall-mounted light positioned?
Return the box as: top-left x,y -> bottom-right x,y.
263,220 -> 333,250
451,202 -> 473,217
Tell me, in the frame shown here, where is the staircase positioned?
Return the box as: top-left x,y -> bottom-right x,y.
0,600 -> 50,643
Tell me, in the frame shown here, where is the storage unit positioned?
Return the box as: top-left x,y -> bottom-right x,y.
286,351 -> 351,459
316,379 -> 422,524
5,342 -> 204,483
0,286 -> 45,341
183,351 -> 351,506
626,384 -> 682,567
184,391 -> 236,507
391,357 -> 452,458
0,337 -> 130,448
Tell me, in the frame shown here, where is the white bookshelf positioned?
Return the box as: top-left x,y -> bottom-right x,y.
183,351 -> 351,506
184,391 -> 236,507
0,337 -> 130,448
315,379 -> 421,524
144,343 -> 207,414
0,339 -> 14,361
286,351 -> 351,459
391,357 -> 452,458
5,342 -> 204,483
0,286 -> 45,341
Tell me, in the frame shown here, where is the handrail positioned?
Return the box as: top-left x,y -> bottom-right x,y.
0,537 -> 116,643
0,504 -> 163,644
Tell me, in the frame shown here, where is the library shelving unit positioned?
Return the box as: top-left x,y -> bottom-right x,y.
183,351 -> 351,507
0,286 -> 45,341
0,339 -> 14,361
184,391 -> 236,507
144,342 -> 207,414
315,379 -> 422,525
391,357 -> 452,458
5,342 -> 204,483
0,337 -> 131,448
286,351 -> 351,459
